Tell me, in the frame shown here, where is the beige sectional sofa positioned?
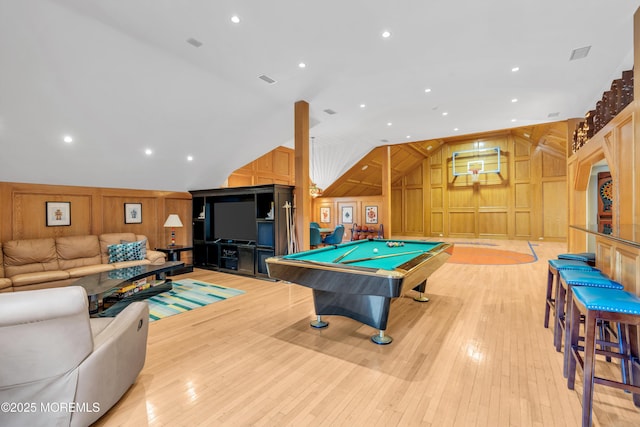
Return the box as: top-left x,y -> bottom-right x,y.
0,233 -> 166,292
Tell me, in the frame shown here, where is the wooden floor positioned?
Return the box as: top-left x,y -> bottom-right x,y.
93,239 -> 640,427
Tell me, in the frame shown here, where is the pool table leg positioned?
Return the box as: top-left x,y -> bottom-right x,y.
371,330 -> 392,345
412,280 -> 429,302
310,315 -> 329,328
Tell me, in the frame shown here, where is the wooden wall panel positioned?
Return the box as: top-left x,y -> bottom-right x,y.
406,166 -> 423,186
616,246 -> 640,294
596,239 -> 614,278
479,212 -> 508,236
13,193 -> 92,239
449,212 -> 475,235
404,189 -> 423,233
542,152 -> 566,177
515,183 -> 531,208
391,189 -> 403,232
542,181 -> 567,238
227,146 -> 295,187
430,167 -> 442,186
448,188 -> 474,208
515,160 -> 530,181
0,182 -> 191,249
514,139 -> 530,156
431,212 -> 443,234
478,188 -> 507,208
311,196 -> 386,240
618,117 -> 634,226
431,187 -> 443,208
515,212 -> 531,237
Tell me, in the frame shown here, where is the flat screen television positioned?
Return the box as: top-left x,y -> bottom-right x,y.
213,201 -> 256,242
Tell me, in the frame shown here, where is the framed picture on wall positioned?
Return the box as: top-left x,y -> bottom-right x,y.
46,201 -> 71,227
124,203 -> 142,224
320,207 -> 331,223
341,206 -> 353,224
365,206 -> 378,224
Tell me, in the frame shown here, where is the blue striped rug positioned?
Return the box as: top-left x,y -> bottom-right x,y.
146,279 -> 245,322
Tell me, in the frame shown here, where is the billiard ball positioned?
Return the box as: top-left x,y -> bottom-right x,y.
373,248 -> 379,253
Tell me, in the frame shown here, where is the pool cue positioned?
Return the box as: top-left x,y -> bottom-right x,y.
339,250 -> 425,264
332,246 -> 358,263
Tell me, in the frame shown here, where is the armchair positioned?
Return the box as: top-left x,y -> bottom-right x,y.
310,227 -> 322,248
322,224 -> 345,245
0,286 -> 149,427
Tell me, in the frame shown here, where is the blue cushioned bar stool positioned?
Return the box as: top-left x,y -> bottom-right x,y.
545,259 -> 598,333
567,286 -> 640,427
558,271 -> 624,376
558,252 -> 596,266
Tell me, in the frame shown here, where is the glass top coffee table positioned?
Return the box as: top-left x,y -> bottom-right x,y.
73,261 -> 184,314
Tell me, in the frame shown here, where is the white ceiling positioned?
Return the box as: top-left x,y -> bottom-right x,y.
1,1 -> 639,192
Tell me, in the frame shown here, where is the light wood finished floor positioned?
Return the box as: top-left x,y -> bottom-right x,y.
93,239 -> 640,426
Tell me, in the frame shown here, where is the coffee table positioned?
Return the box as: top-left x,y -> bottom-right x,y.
73,261 -> 184,314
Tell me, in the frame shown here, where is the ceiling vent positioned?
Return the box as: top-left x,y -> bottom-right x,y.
548,112 -> 560,118
186,38 -> 203,48
380,139 -> 389,143
323,109 -> 337,115
569,46 -> 591,61
258,74 -> 277,84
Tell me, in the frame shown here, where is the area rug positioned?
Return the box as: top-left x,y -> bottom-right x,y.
146,279 -> 245,322
446,242 -> 538,265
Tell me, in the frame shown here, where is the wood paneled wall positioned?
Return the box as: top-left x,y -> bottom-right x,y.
311,196 -> 385,241
392,132 -> 567,240
226,146 -> 295,188
0,182 -> 192,254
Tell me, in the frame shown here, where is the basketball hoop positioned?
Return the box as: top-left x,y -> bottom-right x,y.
471,169 -> 480,183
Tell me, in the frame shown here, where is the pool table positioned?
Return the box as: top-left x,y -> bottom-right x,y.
265,239 -> 452,344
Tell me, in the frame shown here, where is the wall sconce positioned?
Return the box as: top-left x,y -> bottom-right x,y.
163,214 -> 183,246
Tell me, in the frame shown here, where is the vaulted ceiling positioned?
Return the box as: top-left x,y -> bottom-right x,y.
1,1 -> 638,192
321,121 -> 568,197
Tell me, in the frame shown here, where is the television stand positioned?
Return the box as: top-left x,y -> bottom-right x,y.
218,242 -> 255,276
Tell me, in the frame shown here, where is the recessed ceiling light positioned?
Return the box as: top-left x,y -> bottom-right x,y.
230,15 -> 240,24
361,165 -> 369,171
298,62 -> 306,68
524,133 -> 530,138
511,119 -> 517,122
511,98 -> 518,103
387,122 -> 392,126
427,146 -> 433,151
511,67 -> 520,72
424,88 -> 432,93
406,135 -> 411,139
145,149 -> 153,156
381,30 -> 391,38
187,155 -> 194,161
63,135 -> 73,143
453,128 -> 459,131
360,104 -> 366,108
442,112 -> 448,116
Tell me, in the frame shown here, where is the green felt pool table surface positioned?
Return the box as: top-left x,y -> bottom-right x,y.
282,239 -> 444,271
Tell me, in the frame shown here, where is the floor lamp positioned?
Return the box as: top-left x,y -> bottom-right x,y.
164,214 -> 183,246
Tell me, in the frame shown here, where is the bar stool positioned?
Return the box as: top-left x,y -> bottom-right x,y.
558,252 -> 596,266
554,269 -> 613,353
567,286 -> 640,427
545,259 -> 598,330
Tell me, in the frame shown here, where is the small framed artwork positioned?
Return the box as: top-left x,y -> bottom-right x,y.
365,206 -> 378,224
320,207 -> 331,223
46,201 -> 71,227
124,203 -> 142,224
341,206 -> 353,224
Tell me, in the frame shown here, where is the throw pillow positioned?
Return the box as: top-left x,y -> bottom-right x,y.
120,238 -> 147,259
108,241 -> 145,263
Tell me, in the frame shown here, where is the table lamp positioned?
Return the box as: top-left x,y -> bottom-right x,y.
163,214 -> 183,246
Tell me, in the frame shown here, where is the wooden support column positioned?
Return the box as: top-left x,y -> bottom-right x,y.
294,100 -> 310,251
381,145 -> 392,238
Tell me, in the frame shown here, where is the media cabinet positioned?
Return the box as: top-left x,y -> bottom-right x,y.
189,184 -> 294,278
